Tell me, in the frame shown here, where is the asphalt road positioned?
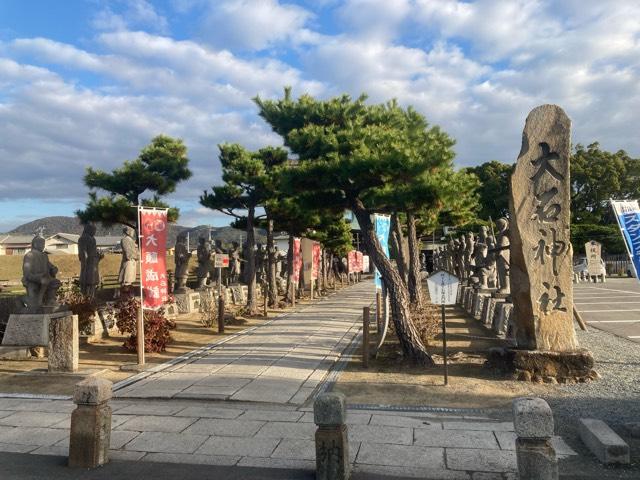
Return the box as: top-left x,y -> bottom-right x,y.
574,277 -> 640,344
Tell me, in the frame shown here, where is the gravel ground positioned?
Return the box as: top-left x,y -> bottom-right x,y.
542,327 -> 640,477
545,327 -> 640,427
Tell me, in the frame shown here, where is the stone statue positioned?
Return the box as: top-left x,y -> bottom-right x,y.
21,236 -> 62,312
78,223 -> 103,299
495,218 -> 510,294
485,235 -> 498,289
174,233 -> 191,293
228,241 -> 242,284
196,237 -> 212,288
478,226 -> 488,246
446,239 -> 455,273
464,232 -> 475,281
255,243 -> 267,284
213,239 -> 224,254
118,226 -> 139,293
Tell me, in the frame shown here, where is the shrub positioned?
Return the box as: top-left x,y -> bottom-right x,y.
114,296 -> 176,353
57,281 -> 97,334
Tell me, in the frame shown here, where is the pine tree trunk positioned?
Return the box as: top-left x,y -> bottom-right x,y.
391,213 -> 408,285
351,200 -> 433,365
245,206 -> 257,314
407,212 -> 423,307
266,216 -> 278,307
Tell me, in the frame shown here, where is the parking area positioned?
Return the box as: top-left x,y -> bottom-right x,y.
574,277 -> 640,344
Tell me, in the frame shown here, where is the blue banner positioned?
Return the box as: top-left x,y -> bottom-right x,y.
374,214 -> 391,288
611,200 -> 640,280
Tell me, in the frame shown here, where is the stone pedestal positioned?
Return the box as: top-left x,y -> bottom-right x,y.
493,303 -> 514,336
513,397 -> 558,480
2,311 -> 71,347
69,377 -> 112,468
314,393 -> 350,480
481,297 -> 504,326
174,292 -> 200,314
472,293 -> 491,320
164,302 -> 179,319
229,285 -> 248,305
48,314 -> 78,373
486,348 -> 597,383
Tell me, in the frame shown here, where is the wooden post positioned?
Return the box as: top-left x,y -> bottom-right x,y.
217,295 -> 225,333
375,290 -> 381,333
362,307 -> 370,368
291,281 -> 296,307
573,305 -> 588,331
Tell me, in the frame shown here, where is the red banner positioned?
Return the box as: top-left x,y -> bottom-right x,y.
348,250 -> 358,273
292,237 -> 302,283
356,251 -> 363,273
139,208 -> 168,309
312,243 -> 321,280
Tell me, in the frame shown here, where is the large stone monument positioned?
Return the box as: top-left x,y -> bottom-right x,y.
78,224 -> 103,299
585,240 -> 605,282
499,104 -> 594,382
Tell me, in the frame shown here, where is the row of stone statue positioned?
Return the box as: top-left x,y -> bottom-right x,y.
173,233 -> 287,293
432,218 -> 511,294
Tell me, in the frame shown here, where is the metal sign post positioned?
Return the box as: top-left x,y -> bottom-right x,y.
426,270 -> 460,387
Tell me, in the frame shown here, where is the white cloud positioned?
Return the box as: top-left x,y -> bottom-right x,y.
194,0 -> 312,51
337,0 -> 412,41
92,0 -> 169,33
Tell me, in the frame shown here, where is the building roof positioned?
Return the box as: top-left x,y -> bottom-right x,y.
95,236 -> 122,247
0,234 -> 35,245
48,233 -> 80,243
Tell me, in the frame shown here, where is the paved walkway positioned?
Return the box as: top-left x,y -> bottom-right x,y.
115,281 -> 373,404
0,396 -> 578,479
574,278 -> 640,344
0,282 -> 582,478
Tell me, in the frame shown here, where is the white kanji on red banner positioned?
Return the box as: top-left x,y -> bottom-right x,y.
139,208 -> 168,309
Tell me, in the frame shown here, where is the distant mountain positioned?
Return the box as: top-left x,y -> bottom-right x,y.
6,216 -> 265,248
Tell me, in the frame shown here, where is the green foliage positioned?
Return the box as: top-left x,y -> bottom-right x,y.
255,90 -> 470,221
463,161 -> 513,221
571,224 -> 626,255
200,144 -> 287,219
77,135 -> 191,228
571,142 -> 639,223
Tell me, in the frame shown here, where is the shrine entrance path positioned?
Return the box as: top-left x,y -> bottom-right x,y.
115,281 -> 374,405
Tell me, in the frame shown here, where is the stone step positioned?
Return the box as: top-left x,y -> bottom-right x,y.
578,418 -> 630,465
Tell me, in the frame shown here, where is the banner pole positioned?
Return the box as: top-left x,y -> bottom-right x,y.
137,205 -> 145,366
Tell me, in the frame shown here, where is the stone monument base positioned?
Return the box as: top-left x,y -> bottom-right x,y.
486,347 -> 597,383
2,311 -> 71,347
492,292 -> 511,300
0,346 -> 33,360
174,292 -> 200,314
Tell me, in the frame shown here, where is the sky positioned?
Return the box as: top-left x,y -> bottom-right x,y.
1,0 -> 639,232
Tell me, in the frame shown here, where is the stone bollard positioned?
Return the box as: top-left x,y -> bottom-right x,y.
314,393 -> 350,480
68,377 -> 113,468
513,397 -> 558,480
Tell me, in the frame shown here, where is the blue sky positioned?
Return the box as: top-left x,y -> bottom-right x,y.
1,0 -> 639,232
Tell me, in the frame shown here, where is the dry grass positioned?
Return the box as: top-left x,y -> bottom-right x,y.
0,254 -> 202,281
